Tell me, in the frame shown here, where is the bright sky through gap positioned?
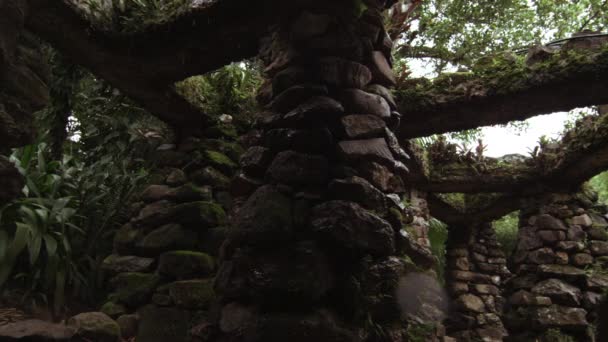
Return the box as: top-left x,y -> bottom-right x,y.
406,59 -> 572,159
481,112 -> 570,157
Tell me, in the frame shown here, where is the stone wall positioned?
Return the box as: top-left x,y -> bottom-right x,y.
444,222 -> 511,341
100,128 -> 243,341
505,188 -> 608,341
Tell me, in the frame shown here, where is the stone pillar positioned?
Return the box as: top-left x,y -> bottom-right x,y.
101,128 -> 243,342
444,222 -> 510,341
505,189 -> 608,341
209,2 -> 444,341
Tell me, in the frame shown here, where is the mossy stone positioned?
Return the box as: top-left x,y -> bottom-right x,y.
68,312 -> 121,342
203,150 -> 238,174
191,166 -> 231,189
173,201 -> 227,229
158,251 -> 215,279
168,279 -> 216,309
100,301 -> 127,319
108,272 -> 160,308
137,223 -> 198,256
203,124 -> 238,139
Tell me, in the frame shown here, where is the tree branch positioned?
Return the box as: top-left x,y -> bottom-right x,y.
395,37 -> 608,139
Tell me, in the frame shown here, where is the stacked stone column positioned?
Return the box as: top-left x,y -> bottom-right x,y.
209,2 -> 443,341
505,189 -> 608,341
100,130 -> 243,341
445,222 -> 511,341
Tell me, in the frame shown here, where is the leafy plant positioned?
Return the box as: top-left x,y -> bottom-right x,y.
493,211 -> 519,256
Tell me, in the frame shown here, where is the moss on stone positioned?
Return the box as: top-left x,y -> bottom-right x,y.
191,166 -> 231,189
158,250 -> 215,279
203,150 -> 237,173
173,201 -> 227,229
204,124 -> 238,139
100,301 -> 127,319
168,279 -> 216,309
108,272 -> 160,308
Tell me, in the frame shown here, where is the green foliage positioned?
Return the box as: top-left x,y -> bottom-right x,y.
175,62 -> 262,132
405,323 -> 437,342
401,0 -> 608,73
539,328 -> 576,342
428,218 -> 448,283
590,171 -> 608,204
493,211 -> 519,256
82,0 -> 191,32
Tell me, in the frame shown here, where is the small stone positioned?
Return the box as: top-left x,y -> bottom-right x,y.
590,240 -> 608,255
338,114 -> 386,139
538,230 -> 566,244
137,223 -> 197,256
328,176 -> 386,212
67,312 -> 120,342
536,214 -> 568,230
337,138 -> 394,165
339,89 -> 391,118
532,278 -> 581,306
366,84 -> 396,109
584,274 -> 608,291
572,253 -> 594,266
450,282 -> 469,295
141,185 -> 173,203
556,241 -> 585,252
538,264 -> 586,282
100,302 -> 127,319
555,251 -> 569,264
455,294 -> 485,313
270,84 -> 328,113
369,50 -> 396,86
567,225 -> 587,241
527,247 -> 556,264
509,290 -> 552,306
453,257 -> 469,271
587,226 -> 608,241
158,251 -> 215,280
310,200 -> 395,255
282,96 -> 344,125
572,214 -> 593,227
101,255 -> 154,274
266,150 -> 329,185
230,185 -> 293,246
169,279 -> 215,309
166,169 -> 187,186
532,305 -> 588,328
473,284 -> 499,295
318,56 -> 373,88
240,146 -> 273,177
582,291 -> 603,310
358,161 -> 405,193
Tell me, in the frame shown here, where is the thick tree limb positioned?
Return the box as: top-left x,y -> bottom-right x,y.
25,0 -> 281,135
396,41 -> 608,139
427,193 -> 520,226
410,113 -> 608,194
